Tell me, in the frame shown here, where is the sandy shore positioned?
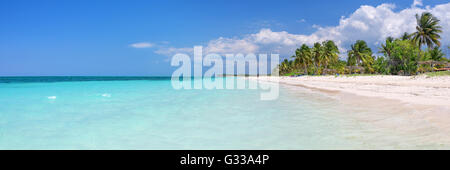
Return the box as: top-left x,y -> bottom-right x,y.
250,75 -> 450,144
251,75 -> 450,107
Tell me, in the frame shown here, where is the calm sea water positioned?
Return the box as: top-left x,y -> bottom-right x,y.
0,77 -> 448,149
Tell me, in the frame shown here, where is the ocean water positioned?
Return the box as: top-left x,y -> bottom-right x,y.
0,77 -> 448,149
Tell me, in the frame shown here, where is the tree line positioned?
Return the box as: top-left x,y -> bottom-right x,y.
277,12 -> 448,76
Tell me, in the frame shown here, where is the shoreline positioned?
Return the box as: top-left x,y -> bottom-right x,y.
250,75 -> 450,146
250,75 -> 450,107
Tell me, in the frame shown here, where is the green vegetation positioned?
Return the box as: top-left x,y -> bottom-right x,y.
347,40 -> 374,74
423,71 -> 450,77
386,39 -> 420,75
276,12 -> 448,76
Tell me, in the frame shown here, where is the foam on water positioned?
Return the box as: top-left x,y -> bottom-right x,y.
101,93 -> 111,98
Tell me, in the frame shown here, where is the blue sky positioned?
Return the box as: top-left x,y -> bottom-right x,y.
1,0 -> 449,76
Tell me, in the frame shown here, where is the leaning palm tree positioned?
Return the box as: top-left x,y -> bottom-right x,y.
312,42 -> 323,74
411,12 -> 443,49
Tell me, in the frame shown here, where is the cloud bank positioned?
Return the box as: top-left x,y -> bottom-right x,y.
154,1 -> 450,58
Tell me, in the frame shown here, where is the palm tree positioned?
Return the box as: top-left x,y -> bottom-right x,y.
379,37 -> 394,58
346,52 -> 356,74
296,44 -> 312,74
312,42 -> 323,74
427,47 -> 445,61
400,32 -> 411,40
321,40 -> 339,69
411,12 -> 443,49
288,60 -> 294,73
291,52 -> 302,71
290,54 -> 299,70
348,40 -> 372,67
279,59 -> 290,74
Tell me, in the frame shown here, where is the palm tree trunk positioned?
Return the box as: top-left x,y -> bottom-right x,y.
315,62 -> 319,75
303,62 -> 307,74
418,44 -> 425,72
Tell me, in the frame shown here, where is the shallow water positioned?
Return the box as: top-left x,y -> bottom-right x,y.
0,77 -> 448,149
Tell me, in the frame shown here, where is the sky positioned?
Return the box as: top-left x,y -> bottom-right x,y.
0,0 -> 449,76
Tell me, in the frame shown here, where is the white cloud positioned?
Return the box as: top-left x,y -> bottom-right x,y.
129,42 -> 154,48
204,37 -> 259,54
412,0 -> 423,7
297,19 -> 306,23
155,1 -> 450,58
154,47 -> 193,56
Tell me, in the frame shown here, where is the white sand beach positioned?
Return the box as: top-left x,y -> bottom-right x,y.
250,75 -> 450,145
252,75 -> 450,107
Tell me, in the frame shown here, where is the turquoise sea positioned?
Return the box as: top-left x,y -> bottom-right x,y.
0,77 -> 448,149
